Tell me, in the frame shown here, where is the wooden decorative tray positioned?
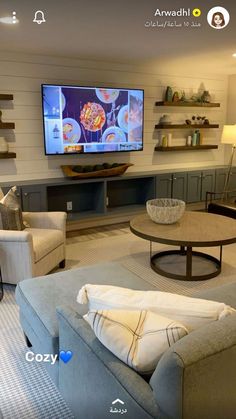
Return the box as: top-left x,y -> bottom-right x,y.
61,163 -> 133,179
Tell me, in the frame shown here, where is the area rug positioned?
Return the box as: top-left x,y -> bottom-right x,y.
1,223 -> 236,418
0,285 -> 74,419
65,224 -> 236,296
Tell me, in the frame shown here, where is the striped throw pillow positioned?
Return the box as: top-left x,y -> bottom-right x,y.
84,309 -> 188,374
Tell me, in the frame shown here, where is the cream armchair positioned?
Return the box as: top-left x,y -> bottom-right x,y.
0,211 -> 67,284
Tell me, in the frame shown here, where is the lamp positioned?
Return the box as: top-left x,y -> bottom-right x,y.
221,125 -> 236,200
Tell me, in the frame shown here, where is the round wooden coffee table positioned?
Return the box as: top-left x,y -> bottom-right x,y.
130,211 -> 236,281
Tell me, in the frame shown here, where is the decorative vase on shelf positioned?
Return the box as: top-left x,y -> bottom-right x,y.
165,86 -> 173,102
201,91 -> 211,103
159,114 -> 172,125
0,137 -> 8,153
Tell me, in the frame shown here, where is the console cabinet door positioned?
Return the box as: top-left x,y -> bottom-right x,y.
201,170 -> 215,201
21,185 -> 47,212
156,174 -> 172,198
229,167 -> 236,197
187,171 -> 201,202
215,168 -> 227,193
172,172 -> 187,201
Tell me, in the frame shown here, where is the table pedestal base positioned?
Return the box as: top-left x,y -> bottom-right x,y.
150,246 -> 222,281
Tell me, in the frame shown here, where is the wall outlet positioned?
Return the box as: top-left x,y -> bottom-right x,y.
66,201 -> 73,211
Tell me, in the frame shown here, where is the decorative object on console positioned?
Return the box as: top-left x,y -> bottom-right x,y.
221,125 -> 236,200
0,137 -> 8,153
146,198 -> 185,224
61,162 -> 133,179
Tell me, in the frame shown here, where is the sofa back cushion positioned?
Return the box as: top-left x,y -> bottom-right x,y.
78,284 -> 236,331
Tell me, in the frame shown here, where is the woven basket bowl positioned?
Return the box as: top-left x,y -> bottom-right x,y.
146,198 -> 185,224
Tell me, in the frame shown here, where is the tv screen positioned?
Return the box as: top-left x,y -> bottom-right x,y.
42,84 -> 144,155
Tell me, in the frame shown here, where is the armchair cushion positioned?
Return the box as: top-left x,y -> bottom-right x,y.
26,228 -> 64,262
23,212 -> 66,232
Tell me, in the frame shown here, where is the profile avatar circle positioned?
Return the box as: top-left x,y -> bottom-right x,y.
207,7 -> 230,29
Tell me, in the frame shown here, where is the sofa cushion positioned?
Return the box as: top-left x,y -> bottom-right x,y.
25,228 -> 64,262
194,282 -> 236,309
15,262 -> 158,356
84,309 -> 188,374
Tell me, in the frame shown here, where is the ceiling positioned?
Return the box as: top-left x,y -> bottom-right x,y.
0,0 -> 236,74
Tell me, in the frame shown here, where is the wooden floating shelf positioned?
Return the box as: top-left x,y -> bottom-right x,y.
155,124 -> 219,129
155,101 -> 220,107
0,152 -> 16,159
0,94 -> 14,101
155,145 -> 218,152
0,122 -> 15,129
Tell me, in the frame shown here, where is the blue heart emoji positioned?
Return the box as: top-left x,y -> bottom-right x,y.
59,350 -> 73,363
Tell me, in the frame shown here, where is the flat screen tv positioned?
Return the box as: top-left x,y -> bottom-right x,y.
42,84 -> 144,155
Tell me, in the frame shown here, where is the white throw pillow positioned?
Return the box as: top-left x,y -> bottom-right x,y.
84,309 -> 188,373
77,284 -> 236,332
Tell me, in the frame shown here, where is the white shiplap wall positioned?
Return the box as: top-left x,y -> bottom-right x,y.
0,51 -> 228,182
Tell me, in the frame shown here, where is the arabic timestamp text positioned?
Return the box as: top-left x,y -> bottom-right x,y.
144,20 -> 202,28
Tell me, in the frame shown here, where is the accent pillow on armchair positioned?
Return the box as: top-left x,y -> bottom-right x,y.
0,186 -> 25,230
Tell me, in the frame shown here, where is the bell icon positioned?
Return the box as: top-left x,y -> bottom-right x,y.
33,10 -> 46,24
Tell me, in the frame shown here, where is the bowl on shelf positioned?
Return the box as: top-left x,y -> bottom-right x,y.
146,198 -> 185,224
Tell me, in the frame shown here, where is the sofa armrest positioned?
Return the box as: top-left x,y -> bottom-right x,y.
57,306 -> 159,419
23,212 -> 67,233
0,231 -> 33,283
150,314 -> 236,419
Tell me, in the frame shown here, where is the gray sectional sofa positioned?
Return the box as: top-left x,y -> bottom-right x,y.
15,262 -> 236,419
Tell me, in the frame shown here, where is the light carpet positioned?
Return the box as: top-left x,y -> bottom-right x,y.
64,224 -> 236,296
1,223 -> 236,419
0,284 -> 74,419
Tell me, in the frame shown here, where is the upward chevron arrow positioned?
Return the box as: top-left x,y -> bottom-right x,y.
112,399 -> 125,405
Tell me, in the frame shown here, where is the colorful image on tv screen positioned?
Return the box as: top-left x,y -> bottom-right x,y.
42,85 -> 144,154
